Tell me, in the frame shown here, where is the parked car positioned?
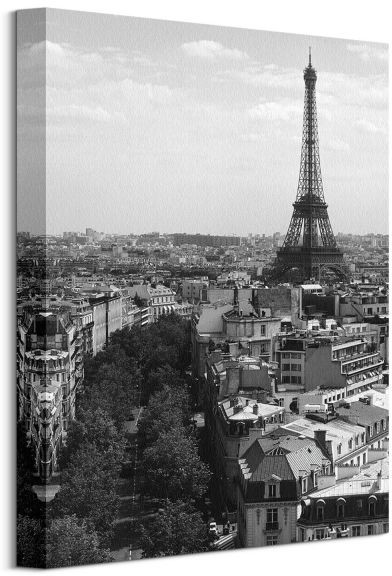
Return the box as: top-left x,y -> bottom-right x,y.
208,521 -> 219,540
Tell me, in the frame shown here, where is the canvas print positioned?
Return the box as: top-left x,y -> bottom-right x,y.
16,8 -> 389,568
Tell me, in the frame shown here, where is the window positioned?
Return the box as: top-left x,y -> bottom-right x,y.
383,523 -> 389,534
315,529 -> 325,540
337,444 -> 342,455
337,502 -> 345,519
348,439 -> 353,450
256,509 -> 261,525
291,363 -> 301,371
266,535 -> 278,546
268,484 -> 277,498
368,525 -> 374,535
282,364 -> 290,371
267,508 -> 278,524
316,505 -> 324,521
361,433 -> 365,443
368,498 -> 376,516
302,477 -> 308,493
363,453 -> 367,465
313,472 -> 318,488
352,526 -> 361,537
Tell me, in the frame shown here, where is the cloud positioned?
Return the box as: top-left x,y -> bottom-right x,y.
355,118 -> 387,135
325,139 -> 350,152
18,40 -> 177,130
346,43 -> 388,62
181,40 -> 249,61
218,64 -> 301,91
248,99 -> 302,122
46,104 -> 112,122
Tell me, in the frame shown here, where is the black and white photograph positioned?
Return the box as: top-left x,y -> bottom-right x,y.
13,4 -> 389,570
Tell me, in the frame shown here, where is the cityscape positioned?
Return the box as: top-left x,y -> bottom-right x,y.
16,9 -> 388,570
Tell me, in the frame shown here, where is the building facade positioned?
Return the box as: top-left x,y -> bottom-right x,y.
17,296 -> 84,483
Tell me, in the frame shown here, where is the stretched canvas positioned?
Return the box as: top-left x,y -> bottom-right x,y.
17,8 -> 389,568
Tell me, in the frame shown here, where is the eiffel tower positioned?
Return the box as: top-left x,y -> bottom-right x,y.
275,50 -> 347,282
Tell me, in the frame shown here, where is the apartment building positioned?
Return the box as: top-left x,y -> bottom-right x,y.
237,432 -> 332,547
17,296 -> 84,483
297,458 -> 389,541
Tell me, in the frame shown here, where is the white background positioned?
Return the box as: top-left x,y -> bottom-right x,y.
1,1 -> 391,575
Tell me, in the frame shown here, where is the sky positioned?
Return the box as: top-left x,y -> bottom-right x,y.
17,8 -> 388,236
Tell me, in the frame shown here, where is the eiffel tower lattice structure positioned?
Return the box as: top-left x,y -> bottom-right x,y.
275,50 -> 347,283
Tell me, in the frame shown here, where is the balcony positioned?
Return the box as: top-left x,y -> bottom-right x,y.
265,522 -> 280,532
342,356 -> 383,375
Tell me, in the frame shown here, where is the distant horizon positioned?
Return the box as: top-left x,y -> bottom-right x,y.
18,228 -> 390,238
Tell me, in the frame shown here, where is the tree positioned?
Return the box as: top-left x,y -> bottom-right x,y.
60,407 -> 126,468
142,427 -> 211,501
17,515 -> 45,568
138,386 -> 191,450
140,500 -> 209,558
144,365 -> 187,399
46,516 -> 112,568
53,444 -> 121,546
16,422 -> 40,517
81,363 -> 139,427
133,293 -> 144,308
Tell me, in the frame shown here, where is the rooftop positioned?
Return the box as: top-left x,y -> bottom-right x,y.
282,416 -> 364,442
335,401 -> 388,426
220,397 -> 284,422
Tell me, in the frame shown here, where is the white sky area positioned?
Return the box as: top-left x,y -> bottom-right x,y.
17,9 -> 388,236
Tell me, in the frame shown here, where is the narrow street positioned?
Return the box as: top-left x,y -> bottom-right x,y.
110,406 -> 144,562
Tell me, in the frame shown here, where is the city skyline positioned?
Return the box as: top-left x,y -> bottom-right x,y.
17,9 -> 388,236
19,227 -> 390,237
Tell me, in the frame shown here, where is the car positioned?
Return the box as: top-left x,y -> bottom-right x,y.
208,521 -> 219,540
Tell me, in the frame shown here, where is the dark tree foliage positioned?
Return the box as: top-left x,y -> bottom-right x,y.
145,364 -> 187,397
138,386 -> 191,450
46,516 -> 112,568
59,407 -> 126,468
53,444 -> 121,546
17,515 -> 45,568
17,422 -> 35,516
80,363 -> 140,427
140,500 -> 210,558
142,427 -> 211,502
17,515 -> 111,568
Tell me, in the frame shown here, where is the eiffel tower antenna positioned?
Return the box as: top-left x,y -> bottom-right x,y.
275,51 -> 347,282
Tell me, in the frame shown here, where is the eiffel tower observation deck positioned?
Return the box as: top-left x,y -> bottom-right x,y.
275,50 -> 347,283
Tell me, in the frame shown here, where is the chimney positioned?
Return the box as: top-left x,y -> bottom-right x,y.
314,429 -> 333,463
314,429 -> 326,448
253,403 -> 259,415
